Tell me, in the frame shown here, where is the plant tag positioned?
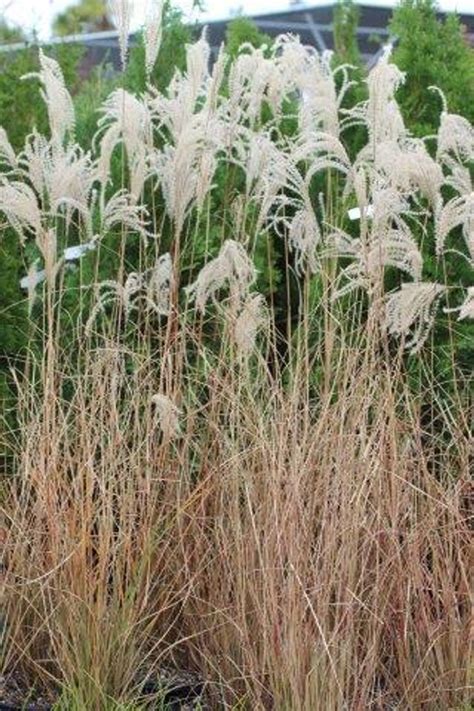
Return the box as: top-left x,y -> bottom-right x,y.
348,205 -> 374,221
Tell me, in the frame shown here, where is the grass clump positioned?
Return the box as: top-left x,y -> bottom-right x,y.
0,6 -> 472,709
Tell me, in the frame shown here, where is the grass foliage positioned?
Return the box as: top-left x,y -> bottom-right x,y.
0,2 -> 473,709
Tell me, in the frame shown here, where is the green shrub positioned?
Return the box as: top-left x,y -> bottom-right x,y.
390,0 -> 474,134
124,2 -> 197,94
225,16 -> 272,58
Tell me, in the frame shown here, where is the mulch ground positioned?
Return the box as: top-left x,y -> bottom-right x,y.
0,669 -> 211,709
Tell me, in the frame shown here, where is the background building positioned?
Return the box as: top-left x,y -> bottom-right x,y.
1,2 -> 473,73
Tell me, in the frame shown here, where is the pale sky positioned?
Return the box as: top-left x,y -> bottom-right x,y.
1,0 -> 473,41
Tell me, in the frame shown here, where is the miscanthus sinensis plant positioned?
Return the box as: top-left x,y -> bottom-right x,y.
0,33 -> 471,356
1,20 -> 472,710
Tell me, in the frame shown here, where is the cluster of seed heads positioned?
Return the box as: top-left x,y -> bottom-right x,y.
0,24 -> 472,357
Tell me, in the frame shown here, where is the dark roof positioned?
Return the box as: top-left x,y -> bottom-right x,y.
0,2 -> 473,73
203,2 -> 474,63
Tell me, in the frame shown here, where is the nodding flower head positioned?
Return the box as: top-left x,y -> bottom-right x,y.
108,0 -> 133,70
151,394 -> 182,441
186,240 -> 256,313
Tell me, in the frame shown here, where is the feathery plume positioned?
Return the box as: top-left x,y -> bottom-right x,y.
108,0 -> 132,70
374,139 -> 443,207
17,133 -> 96,235
237,132 -> 293,231
0,180 -> 42,242
0,127 -> 17,168
85,261 -> 176,335
48,146 -> 95,223
437,111 -> 474,164
35,228 -> 62,285
344,50 -> 406,147
205,44 -> 227,113
384,281 -> 445,353
96,89 -> 152,186
298,50 -> 343,138
146,253 -> 174,316
85,272 -> 143,334
102,190 -> 149,243
445,163 -> 472,197
129,149 -> 149,204
151,394 -> 181,440
435,192 -> 474,259
444,287 -> 474,321
18,130 -> 51,200
186,240 -> 256,313
227,45 -> 276,126
22,51 -> 75,146
367,230 -> 423,281
329,226 -> 423,299
293,132 -> 352,179
369,184 -> 413,232
151,112 -> 223,234
367,47 -> 405,108
185,29 -> 211,100
149,28 -> 211,136
234,294 -> 268,356
144,0 -> 164,80
287,201 -> 321,275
